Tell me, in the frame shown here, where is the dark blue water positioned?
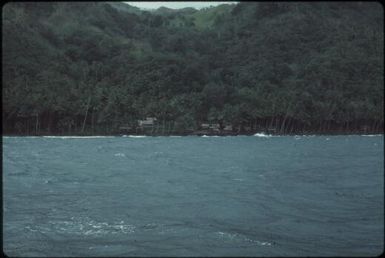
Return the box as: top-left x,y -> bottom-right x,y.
3,135 -> 384,257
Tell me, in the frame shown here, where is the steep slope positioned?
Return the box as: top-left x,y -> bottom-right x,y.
2,2 -> 383,135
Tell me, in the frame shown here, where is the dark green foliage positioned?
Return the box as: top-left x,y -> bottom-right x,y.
2,2 -> 383,135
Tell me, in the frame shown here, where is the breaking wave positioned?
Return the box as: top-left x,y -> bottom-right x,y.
253,133 -> 273,138
43,136 -> 115,139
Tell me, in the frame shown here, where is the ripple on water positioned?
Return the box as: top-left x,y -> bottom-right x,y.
215,231 -> 272,247
25,217 -> 136,236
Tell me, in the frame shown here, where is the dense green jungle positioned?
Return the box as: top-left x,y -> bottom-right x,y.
2,2 -> 384,135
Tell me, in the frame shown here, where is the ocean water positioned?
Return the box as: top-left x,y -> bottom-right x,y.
3,135 -> 384,257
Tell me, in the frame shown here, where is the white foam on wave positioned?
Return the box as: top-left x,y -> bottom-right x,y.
43,136 -> 115,139
216,231 -> 272,246
3,136 -> 41,139
361,134 -> 383,137
114,153 -> 125,157
122,135 -> 147,138
253,133 -> 273,138
26,217 -> 136,236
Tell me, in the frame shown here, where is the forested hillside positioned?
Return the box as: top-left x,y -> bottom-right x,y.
2,2 -> 384,135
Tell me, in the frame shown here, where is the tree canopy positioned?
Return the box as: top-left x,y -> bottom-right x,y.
2,2 -> 384,135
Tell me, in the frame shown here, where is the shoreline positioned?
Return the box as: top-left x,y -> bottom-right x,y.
2,133 -> 384,137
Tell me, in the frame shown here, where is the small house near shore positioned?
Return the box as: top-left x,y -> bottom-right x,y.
200,123 -> 220,132
200,123 -> 220,129
138,117 -> 157,127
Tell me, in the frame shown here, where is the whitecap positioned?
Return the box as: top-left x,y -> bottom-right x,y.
43,136 -> 114,139
123,135 -> 146,138
25,226 -> 38,232
216,231 -> 272,246
253,133 -> 272,138
257,241 -> 272,246
361,134 -> 383,137
114,153 -> 125,157
43,217 -> 136,235
3,136 -> 41,138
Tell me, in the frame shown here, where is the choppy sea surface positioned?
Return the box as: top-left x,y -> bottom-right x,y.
3,135 -> 384,257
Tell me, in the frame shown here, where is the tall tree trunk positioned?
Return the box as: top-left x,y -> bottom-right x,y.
48,112 -> 53,133
170,122 -> 175,134
375,120 -> 380,133
81,96 -> 91,133
269,117 -> 274,129
280,115 -> 289,134
289,119 -> 295,134
167,121 -> 171,134
285,118 -> 290,134
35,113 -> 39,135
91,110 -> 94,134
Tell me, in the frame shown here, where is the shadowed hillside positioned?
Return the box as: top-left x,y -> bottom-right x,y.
2,2 -> 383,135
